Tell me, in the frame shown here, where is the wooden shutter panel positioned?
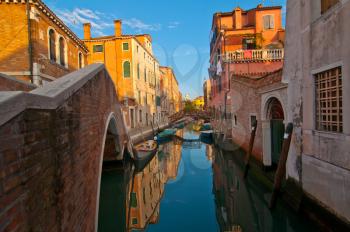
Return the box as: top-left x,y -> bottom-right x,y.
269,15 -> 275,29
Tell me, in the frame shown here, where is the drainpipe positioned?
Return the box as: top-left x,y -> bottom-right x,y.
26,0 -> 34,84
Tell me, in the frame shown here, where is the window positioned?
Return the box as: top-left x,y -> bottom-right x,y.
144,68 -> 147,82
123,61 -> 131,78
132,218 -> 138,225
137,63 -> 140,79
321,0 -> 339,14
131,192 -> 137,207
138,90 -> 141,104
263,15 -> 274,30
78,52 -> 83,69
233,115 -> 238,126
48,29 -> 56,62
122,42 -> 129,51
59,37 -> 66,66
137,45 -> 139,52
93,44 -> 103,53
139,110 -> 142,123
250,115 -> 257,128
315,67 -> 343,133
243,38 -> 256,50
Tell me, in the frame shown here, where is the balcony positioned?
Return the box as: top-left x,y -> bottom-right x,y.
222,49 -> 284,63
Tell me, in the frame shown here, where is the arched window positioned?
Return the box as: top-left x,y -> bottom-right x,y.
123,61 -> 131,78
59,37 -> 66,66
49,29 -> 56,61
78,52 -> 83,69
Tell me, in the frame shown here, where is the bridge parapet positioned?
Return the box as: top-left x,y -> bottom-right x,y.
0,64 -> 129,231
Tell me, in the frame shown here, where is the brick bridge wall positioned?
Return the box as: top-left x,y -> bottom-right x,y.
0,64 -> 130,231
0,73 -> 36,92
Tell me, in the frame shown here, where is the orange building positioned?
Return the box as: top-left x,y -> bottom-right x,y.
160,66 -> 182,118
82,21 -> 161,129
0,0 -> 88,86
209,4 -> 285,111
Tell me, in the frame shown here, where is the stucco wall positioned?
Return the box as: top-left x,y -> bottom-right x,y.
284,0 -> 350,223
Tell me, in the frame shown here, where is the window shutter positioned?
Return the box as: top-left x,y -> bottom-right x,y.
263,16 -> 269,29
123,61 -> 131,77
269,16 -> 275,29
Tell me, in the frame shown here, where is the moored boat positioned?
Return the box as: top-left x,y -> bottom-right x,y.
200,123 -> 212,131
200,130 -> 214,144
133,140 -> 158,171
173,122 -> 185,129
155,128 -> 177,143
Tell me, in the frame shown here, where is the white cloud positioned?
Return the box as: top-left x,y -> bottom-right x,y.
53,7 -> 162,36
123,18 -> 161,32
55,8 -> 113,36
168,21 -> 180,29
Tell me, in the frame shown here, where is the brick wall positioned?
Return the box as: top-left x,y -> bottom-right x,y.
230,69 -> 284,161
0,4 -> 30,73
0,67 -> 128,231
0,73 -> 36,91
0,2 -> 88,82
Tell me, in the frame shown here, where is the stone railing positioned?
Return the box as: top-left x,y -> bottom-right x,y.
222,49 -> 284,62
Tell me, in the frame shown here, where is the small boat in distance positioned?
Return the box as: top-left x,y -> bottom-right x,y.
155,128 -> 177,143
133,140 -> 158,171
200,130 -> 214,144
200,123 -> 212,131
173,122 -> 185,129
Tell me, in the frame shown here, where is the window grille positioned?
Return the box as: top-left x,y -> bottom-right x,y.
315,67 -> 343,132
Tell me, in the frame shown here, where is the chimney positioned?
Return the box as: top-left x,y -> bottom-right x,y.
83,23 -> 91,40
114,20 -> 122,37
234,8 -> 242,29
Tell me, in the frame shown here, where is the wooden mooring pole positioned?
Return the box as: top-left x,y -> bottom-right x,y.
269,123 -> 294,209
243,120 -> 258,179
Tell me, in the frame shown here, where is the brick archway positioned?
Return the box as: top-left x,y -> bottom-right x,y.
95,112 -> 130,231
261,96 -> 286,167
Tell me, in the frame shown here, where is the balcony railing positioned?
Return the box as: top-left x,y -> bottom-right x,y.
222,49 -> 284,63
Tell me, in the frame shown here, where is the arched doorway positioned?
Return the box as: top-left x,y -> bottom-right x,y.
267,98 -> 285,165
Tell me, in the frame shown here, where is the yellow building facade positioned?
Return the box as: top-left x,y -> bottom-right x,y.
160,66 -> 182,117
82,21 -> 161,129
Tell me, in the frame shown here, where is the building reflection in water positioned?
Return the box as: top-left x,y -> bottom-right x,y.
211,147 -> 316,232
127,130 -> 183,231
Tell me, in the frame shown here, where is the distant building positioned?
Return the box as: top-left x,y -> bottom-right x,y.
82,20 -> 161,129
284,0 -> 350,223
209,4 -> 285,117
160,66 -> 181,117
193,96 -> 204,110
0,0 -> 88,86
209,4 -> 286,167
203,79 -> 211,109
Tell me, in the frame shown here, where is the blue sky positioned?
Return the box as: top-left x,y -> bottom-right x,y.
45,0 -> 286,99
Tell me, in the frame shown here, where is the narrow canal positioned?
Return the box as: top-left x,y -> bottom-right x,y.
98,126 -> 319,232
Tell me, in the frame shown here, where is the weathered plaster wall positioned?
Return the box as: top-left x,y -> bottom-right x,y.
284,0 -> 350,223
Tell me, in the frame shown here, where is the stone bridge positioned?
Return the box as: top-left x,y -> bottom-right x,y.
0,64 -> 133,231
169,109 -> 212,123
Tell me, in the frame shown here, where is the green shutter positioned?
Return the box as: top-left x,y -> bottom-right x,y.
137,64 -> 140,79
93,45 -> 103,53
123,61 -> 131,78
123,42 -> 129,51
132,218 -> 138,225
156,96 -> 161,106
130,192 -> 137,207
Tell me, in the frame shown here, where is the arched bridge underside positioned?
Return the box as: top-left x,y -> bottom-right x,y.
0,64 -> 132,231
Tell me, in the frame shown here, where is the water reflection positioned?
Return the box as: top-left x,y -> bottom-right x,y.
127,130 -> 183,231
212,148 -> 317,232
99,128 -> 318,232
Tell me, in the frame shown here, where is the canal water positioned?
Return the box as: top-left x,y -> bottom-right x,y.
98,127 -> 319,232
